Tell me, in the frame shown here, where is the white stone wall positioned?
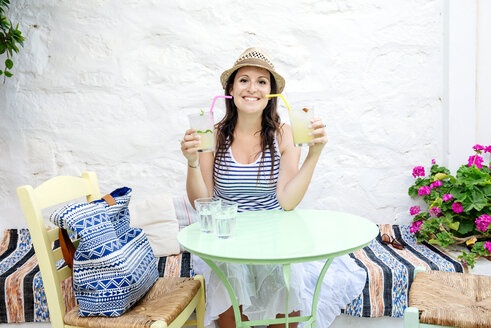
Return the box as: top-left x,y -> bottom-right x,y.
0,0 -> 444,231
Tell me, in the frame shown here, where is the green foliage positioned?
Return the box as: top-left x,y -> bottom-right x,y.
458,251 -> 477,268
408,145 -> 491,268
0,0 -> 24,82
458,220 -> 475,234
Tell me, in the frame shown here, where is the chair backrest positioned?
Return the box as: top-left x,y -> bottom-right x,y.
16,172 -> 101,328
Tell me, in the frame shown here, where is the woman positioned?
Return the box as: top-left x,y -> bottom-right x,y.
180,47 -> 365,327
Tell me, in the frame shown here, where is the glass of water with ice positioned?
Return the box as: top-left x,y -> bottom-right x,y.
213,200 -> 238,239
194,197 -> 221,233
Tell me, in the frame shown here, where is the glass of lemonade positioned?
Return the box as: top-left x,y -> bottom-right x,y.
187,111 -> 215,152
288,106 -> 315,147
194,197 -> 221,233
212,200 -> 238,239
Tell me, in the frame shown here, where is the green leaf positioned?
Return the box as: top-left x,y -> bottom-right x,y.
5,58 -> 12,69
436,231 -> 454,248
4,70 -> 12,77
408,185 -> 419,197
429,198 -> 443,209
482,185 -> 491,197
462,187 -> 487,212
430,164 -> 451,176
428,238 -> 440,245
200,110 -> 204,116
456,165 -> 490,187
458,221 -> 476,234
434,173 -> 448,180
450,186 -> 467,202
448,221 -> 460,231
0,70 -> 3,75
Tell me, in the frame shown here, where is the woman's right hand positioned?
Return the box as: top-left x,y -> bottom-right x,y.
180,129 -> 201,165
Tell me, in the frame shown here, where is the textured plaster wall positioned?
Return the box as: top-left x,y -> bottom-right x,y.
0,0 -> 443,231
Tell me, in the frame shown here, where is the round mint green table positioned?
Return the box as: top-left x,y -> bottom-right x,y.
178,209 -> 378,328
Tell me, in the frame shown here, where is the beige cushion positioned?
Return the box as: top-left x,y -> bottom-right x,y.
130,192 -> 180,257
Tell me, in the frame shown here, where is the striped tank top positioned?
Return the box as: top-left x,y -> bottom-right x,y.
213,139 -> 282,212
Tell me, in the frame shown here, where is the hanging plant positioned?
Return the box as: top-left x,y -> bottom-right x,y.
0,0 -> 24,83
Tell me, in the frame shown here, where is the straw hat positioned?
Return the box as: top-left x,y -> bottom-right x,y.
220,47 -> 285,93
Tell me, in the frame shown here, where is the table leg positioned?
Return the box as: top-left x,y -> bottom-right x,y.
309,257 -> 334,328
199,258 -> 328,328
282,263 -> 291,327
200,258 -> 245,328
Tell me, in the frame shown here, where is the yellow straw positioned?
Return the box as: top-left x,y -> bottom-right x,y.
266,94 -> 291,112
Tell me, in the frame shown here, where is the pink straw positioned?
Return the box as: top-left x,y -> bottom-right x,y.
210,95 -> 232,113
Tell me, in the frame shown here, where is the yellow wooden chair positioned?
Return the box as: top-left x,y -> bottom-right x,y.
16,172 -> 205,328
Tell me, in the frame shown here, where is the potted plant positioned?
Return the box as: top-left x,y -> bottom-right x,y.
408,145 -> 491,268
0,0 -> 24,82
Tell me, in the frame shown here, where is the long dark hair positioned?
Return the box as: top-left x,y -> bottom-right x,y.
214,69 -> 282,183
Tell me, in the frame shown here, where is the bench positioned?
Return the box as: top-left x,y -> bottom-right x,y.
0,220 -> 462,324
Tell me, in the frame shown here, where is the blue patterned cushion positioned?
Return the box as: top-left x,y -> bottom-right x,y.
49,187 -> 159,317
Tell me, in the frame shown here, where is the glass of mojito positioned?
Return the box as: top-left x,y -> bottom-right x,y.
187,111 -> 215,152
288,106 -> 315,146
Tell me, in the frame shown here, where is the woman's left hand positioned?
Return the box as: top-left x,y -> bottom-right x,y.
308,118 -> 328,154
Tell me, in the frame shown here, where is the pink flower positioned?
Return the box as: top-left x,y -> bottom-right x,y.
410,221 -> 423,234
410,206 -> 421,215
412,166 -> 425,178
442,194 -> 453,202
418,186 -> 431,196
485,145 -> 491,153
430,207 -> 442,217
452,202 -> 463,213
475,214 -> 491,232
473,144 -> 485,152
431,159 -> 436,164
468,155 -> 484,169
430,180 -> 442,189
484,241 -> 491,254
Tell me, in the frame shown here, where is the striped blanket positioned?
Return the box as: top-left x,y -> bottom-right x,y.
0,229 -> 191,323
0,226 -> 462,323
345,224 -> 463,318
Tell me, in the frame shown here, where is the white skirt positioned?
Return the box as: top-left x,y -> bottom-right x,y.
192,254 -> 366,327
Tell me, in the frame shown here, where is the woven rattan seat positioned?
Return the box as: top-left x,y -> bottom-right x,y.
65,278 -> 201,327
16,172 -> 205,328
409,270 -> 491,328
